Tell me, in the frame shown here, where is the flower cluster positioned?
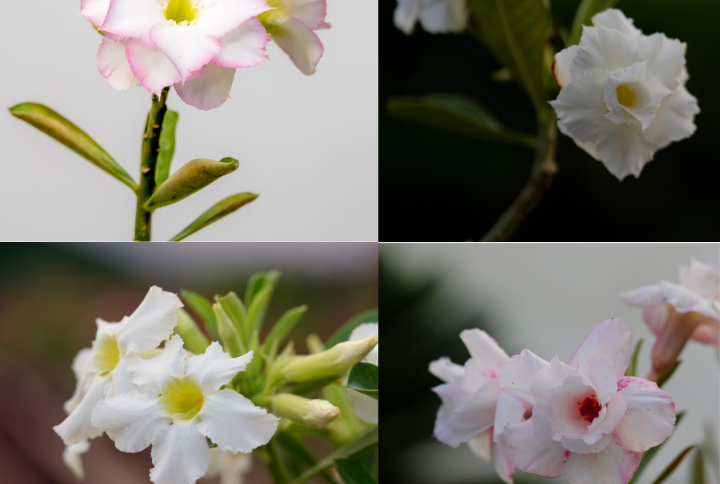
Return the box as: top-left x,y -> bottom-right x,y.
394,0 -> 467,35
81,0 -> 329,110
550,9 -> 699,179
431,318 -> 676,483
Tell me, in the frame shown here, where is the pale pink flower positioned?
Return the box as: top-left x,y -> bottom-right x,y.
430,329 -> 524,483
622,258 -> 720,377
500,318 -> 675,484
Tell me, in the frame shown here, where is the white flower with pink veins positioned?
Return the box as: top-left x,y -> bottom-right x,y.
80,0 -> 272,110
430,329 -> 525,483
500,318 -> 676,484
550,9 -> 699,179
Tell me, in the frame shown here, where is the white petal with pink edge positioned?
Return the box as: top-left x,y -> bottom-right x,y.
613,377 -> 675,452
150,23 -> 222,81
126,39 -> 183,95
580,357 -> 618,405
565,439 -> 642,484
429,357 -> 464,384
467,429 -> 491,461
530,357 -> 580,402
500,349 -> 550,405
433,378 -> 501,447
492,439 -> 515,484
503,419 -> 568,477
81,0 -> 111,27
97,39 -> 142,91
679,259 -> 719,299
174,63 -> 236,111
102,0 -> 164,44
213,18 -> 269,69
569,318 -> 633,379
271,18 -> 324,75
293,0 -> 330,30
460,329 -> 509,380
493,391 -> 526,440
196,0 -> 272,38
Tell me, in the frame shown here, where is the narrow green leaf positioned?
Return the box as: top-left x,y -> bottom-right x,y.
334,459 -> 377,484
264,305 -> 308,358
247,285 -> 274,333
292,429 -> 378,484
567,0 -> 618,47
174,308 -> 210,354
626,338 -> 643,377
180,289 -> 220,342
631,411 -> 685,483
657,360 -> 681,388
245,272 -> 267,306
691,448 -> 705,484
9,102 -> 137,191
146,157 -> 239,210
325,310 -> 378,349
387,94 -> 535,147
214,303 -> 244,357
216,292 -> 247,343
170,192 -> 259,241
276,431 -> 335,484
155,110 -> 178,187
346,363 -> 378,400
650,445 -> 696,484
471,0 -> 548,111
290,376 -> 340,396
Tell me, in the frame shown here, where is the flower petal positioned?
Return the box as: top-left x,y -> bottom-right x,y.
294,0 -> 330,30
126,39 -> 182,95
348,388 -> 378,424
174,63 -> 236,111
271,18 -> 324,75
591,9 -> 641,38
467,429 -> 492,461
500,349 -> 550,405
565,439 -> 642,484
571,26 -> 643,78
552,45 -> 579,90
429,357 -> 464,384
613,377 -> 675,452
197,389 -> 279,453
459,329 -> 509,380
149,23 -> 222,81
103,0 -> 164,44
349,323 -> 379,365
393,0 -> 420,35
81,0 -> 111,27
549,68 -> 606,143
531,356 -> 579,402
585,392 -> 626,444
196,0 -> 271,38
503,419 -> 568,478
97,38 -> 141,91
603,63 -> 671,130
658,282 -> 720,320
433,378 -> 500,447
126,334 -> 187,395
621,284 -> 664,307
492,439 -> 516,484
91,391 -> 167,452
594,114 -> 658,179
116,286 -> 182,354
679,259 -> 720,298
417,0 -> 467,33
64,348 -> 94,414
580,357 -> 618,405
62,440 -> 90,481
569,318 -> 633,379
150,420 -> 210,484
493,391 -> 526,440
638,33 -> 686,91
54,377 -> 108,445
644,86 -> 699,149
107,354 -> 137,397
185,344 -> 252,392
213,18 -> 269,68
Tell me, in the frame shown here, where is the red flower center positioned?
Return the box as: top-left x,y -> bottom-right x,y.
579,396 -> 601,422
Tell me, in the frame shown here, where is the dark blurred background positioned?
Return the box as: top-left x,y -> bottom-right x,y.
0,242 -> 377,484
380,0 -> 720,241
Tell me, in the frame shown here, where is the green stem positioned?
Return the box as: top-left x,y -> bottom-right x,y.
266,438 -> 292,484
134,88 -> 169,241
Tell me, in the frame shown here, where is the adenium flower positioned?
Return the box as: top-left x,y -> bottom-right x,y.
82,0 -> 272,110
346,323 -> 378,424
621,258 -> 720,378
500,318 -> 675,484
91,334 -> 279,484
259,0 -> 330,75
550,9 -> 699,179
430,329 -> 522,483
394,0 -> 467,35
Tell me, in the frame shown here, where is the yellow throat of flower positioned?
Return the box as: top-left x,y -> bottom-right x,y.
159,376 -> 204,421
92,335 -> 120,376
616,84 -> 637,108
164,0 -> 200,25
259,0 -> 294,25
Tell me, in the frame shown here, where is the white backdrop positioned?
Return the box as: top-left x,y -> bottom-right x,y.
382,243 -> 720,484
1,1 -> 378,241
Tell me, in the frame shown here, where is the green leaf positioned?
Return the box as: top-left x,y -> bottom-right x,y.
174,308 -> 210,354
325,310 -> 378,349
180,289 -> 220,342
334,459 -> 377,484
9,102 -> 137,191
146,157 -> 239,210
386,93 -> 535,147
214,303 -> 244,357
245,272 -> 267,306
247,285 -> 274,333
155,110 -> 178,187
567,0 -> 618,47
631,411 -> 685,483
170,192 -> 259,241
216,292 -> 247,343
691,448 -> 705,484
625,338 -> 643,377
276,431 -> 335,484
471,0 -> 548,111
656,360 -> 681,388
292,429 -> 378,484
346,363 -> 378,400
650,445 -> 697,484
264,305 -> 308,358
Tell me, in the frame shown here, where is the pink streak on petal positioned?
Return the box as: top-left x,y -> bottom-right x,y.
569,317 -> 633,379
81,0 -> 111,27
174,63 -> 235,111
150,23 -> 222,81
213,18 -> 269,69
126,39 -> 182,95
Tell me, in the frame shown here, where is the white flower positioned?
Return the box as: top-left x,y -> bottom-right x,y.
550,9 -> 699,179
62,440 -> 90,480
54,286 -> 182,447
394,0 -> 467,35
91,335 -> 280,484
202,449 -> 253,484
347,323 -> 378,424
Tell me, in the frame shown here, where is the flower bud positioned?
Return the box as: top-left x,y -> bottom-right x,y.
272,394 -> 339,429
283,334 -> 379,382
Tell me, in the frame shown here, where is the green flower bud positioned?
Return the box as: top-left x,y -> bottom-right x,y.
284,334 -> 378,382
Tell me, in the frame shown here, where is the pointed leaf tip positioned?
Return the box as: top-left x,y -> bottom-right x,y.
155,110 -> 179,187
169,192 -> 259,241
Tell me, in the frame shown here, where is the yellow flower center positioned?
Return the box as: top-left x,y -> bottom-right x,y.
159,376 -> 204,421
164,0 -> 200,25
92,335 -> 120,376
259,0 -> 294,25
616,84 -> 637,108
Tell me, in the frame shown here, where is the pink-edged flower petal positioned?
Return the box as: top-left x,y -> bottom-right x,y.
531,356 -> 580,402
500,349 -> 550,405
271,17 -> 324,75
679,259 -> 720,299
658,282 -> 720,320
126,39 -> 183,95
613,377 -> 675,452
293,0 -> 330,30
97,38 -> 141,91
492,439 -> 516,484
460,329 -> 509,381
493,392 -> 526,440
213,18 -> 269,69
546,376 -> 602,441
692,322 -> 720,346
503,419 -> 568,478
585,393 -> 626,443
81,0 -> 111,27
102,0 -> 164,44
433,378 -> 501,447
196,0 -> 272,38
621,284 -> 665,307
642,305 -> 666,336
565,439 -> 642,484
569,317 -> 633,379
580,357 -> 618,405
150,23 -> 222,81
467,429 -> 492,461
429,357 -> 464,384
174,63 -> 236,111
